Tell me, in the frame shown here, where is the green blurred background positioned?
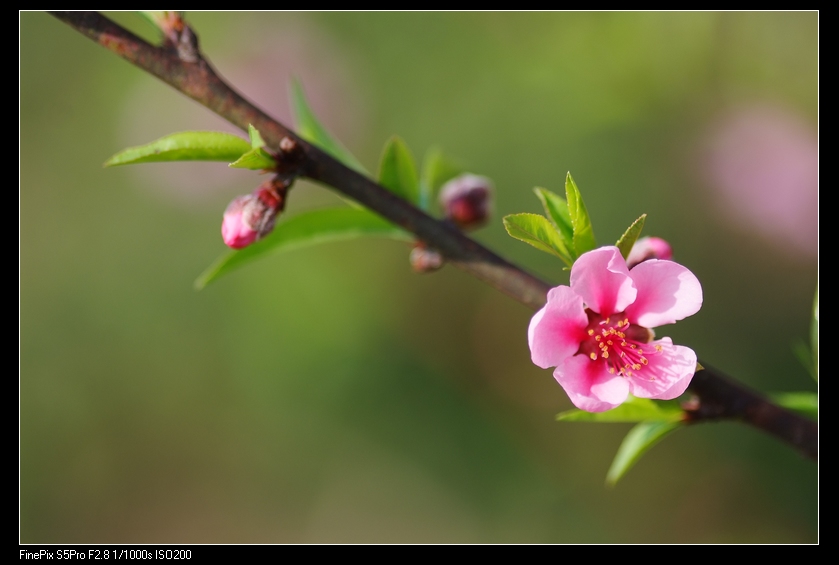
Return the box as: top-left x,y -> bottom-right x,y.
21,12 -> 817,543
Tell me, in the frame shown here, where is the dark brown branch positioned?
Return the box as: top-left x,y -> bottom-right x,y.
49,11 -> 817,461
49,11 -> 550,310
684,365 -> 817,458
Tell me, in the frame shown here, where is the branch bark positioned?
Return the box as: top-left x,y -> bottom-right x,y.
49,11 -> 817,461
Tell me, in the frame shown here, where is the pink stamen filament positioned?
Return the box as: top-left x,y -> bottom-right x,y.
585,318 -> 661,379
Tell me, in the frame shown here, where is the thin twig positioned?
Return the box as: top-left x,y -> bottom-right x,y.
49,11 -> 817,461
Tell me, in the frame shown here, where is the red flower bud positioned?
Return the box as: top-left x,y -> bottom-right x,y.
221,180 -> 286,249
438,174 -> 494,229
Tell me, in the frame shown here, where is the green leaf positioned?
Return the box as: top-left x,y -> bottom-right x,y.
811,285 -> 818,381
378,136 -> 420,204
289,79 -> 367,174
615,214 -> 647,260
565,172 -> 597,256
606,421 -> 681,486
137,11 -> 175,33
104,131 -> 251,167
533,187 -> 573,244
769,392 -> 818,420
248,124 -> 266,149
420,147 -> 462,211
503,213 -> 574,266
228,147 -> 277,170
195,208 -> 410,289
557,396 -> 683,423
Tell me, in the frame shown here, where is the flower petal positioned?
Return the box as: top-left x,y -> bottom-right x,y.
528,286 -> 589,369
570,246 -> 636,316
628,337 -> 697,400
625,259 -> 702,328
555,355 -> 630,412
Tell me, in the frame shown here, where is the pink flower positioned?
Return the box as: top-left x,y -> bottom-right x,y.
626,236 -> 673,269
528,246 -> 702,412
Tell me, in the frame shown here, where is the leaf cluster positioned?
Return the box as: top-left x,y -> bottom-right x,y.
503,175 -> 646,270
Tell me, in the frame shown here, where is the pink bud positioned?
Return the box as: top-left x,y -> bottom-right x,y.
626,236 -> 673,269
439,174 -> 494,229
409,244 -> 444,273
221,181 -> 285,249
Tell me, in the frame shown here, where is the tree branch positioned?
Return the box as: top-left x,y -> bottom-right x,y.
684,365 -> 817,458
49,11 -> 817,461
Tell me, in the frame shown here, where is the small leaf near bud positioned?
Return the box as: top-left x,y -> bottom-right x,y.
439,174 -> 494,229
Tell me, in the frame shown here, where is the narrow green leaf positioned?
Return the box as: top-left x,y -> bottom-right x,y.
615,214 -> 647,260
195,208 -> 410,289
378,136 -> 420,204
769,392 -> 818,420
606,421 -> 681,486
557,396 -> 683,423
104,131 -> 251,167
420,147 -> 463,211
503,213 -> 574,266
137,11 -> 175,33
137,11 -> 162,29
533,187 -> 573,244
289,79 -> 367,174
565,172 -> 597,256
228,147 -> 277,170
811,285 -> 818,381
248,124 -> 266,149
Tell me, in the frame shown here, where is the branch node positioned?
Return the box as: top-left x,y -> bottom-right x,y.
175,25 -> 200,64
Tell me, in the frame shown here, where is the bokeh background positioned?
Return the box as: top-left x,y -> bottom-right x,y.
21,12 -> 817,543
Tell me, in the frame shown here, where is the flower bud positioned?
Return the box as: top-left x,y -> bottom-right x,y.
409,244 -> 444,273
626,236 -> 673,269
439,174 -> 494,229
221,180 -> 286,249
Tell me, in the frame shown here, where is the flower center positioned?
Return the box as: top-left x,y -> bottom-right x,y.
580,310 -> 661,378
